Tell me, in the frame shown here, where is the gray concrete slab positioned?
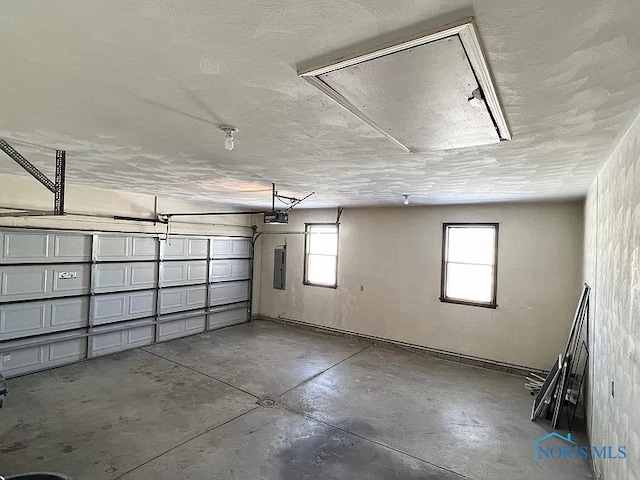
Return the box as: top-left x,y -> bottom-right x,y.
278,344 -> 593,480
0,349 -> 257,480
0,322 -> 592,480
119,406 -> 467,480
142,321 -> 369,398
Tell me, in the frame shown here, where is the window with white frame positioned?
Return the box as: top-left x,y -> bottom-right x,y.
441,223 -> 498,308
304,223 -> 339,287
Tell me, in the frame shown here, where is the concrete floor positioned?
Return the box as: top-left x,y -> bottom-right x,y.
0,321 -> 593,480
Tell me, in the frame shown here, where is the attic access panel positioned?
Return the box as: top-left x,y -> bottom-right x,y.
298,18 -> 510,152
319,36 -> 496,151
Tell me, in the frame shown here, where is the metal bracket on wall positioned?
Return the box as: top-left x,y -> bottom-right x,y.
0,138 -> 66,216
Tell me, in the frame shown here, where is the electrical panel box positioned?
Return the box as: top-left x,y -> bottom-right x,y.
273,247 -> 286,290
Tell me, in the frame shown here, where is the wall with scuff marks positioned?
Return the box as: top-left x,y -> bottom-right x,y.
256,201 -> 584,370
584,111 -> 640,480
0,173 -> 253,236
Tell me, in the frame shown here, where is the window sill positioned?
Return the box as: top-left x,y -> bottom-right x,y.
303,281 -> 338,289
439,297 -> 497,309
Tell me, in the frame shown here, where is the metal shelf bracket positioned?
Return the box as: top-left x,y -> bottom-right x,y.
0,138 -> 66,216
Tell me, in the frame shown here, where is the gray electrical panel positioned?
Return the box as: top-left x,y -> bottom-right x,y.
273,247 -> 286,290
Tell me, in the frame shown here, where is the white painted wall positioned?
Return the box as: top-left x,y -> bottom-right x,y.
0,173 -> 253,236
584,111 -> 640,480
256,201 -> 584,370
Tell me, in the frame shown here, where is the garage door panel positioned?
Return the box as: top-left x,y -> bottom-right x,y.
52,266 -> 91,294
185,316 -> 206,332
186,286 -> 207,306
207,307 -> 248,330
0,345 -> 45,376
208,280 -> 250,306
53,235 -> 92,260
91,290 -> 156,325
0,334 -> 87,377
128,324 -> 154,343
186,262 -> 208,283
231,238 -> 252,257
159,285 -> 206,315
130,263 -> 157,289
131,237 -> 158,259
229,259 -> 250,280
209,261 -> 230,282
0,298 -> 89,340
0,228 -> 253,376
210,237 -> 251,258
1,268 -> 47,297
211,238 -> 232,257
3,233 -> 48,259
94,236 -> 129,260
129,291 -> 156,315
0,303 -> 46,338
160,260 -> 207,287
49,337 -> 86,362
0,232 -> 91,264
90,319 -> 154,357
159,289 -> 184,313
0,265 -> 90,302
93,265 -> 127,290
161,237 -> 208,260
94,235 -> 158,261
209,259 -> 250,282
158,312 -> 206,341
50,298 -> 90,329
159,319 -> 182,337
92,296 -> 126,323
228,281 -> 250,303
93,262 -> 158,293
187,239 -> 209,257
92,330 -> 121,350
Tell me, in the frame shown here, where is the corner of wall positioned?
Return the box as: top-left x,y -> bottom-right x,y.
583,107 -> 640,480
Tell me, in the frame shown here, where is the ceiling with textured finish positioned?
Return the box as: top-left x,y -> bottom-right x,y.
1,0 -> 639,208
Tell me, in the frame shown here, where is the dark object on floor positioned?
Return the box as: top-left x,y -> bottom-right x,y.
530,283 -> 590,427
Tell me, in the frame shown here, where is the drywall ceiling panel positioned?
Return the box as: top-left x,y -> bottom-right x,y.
318,35 -> 499,151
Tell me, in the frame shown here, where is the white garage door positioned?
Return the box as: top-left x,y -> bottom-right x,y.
0,229 -> 252,377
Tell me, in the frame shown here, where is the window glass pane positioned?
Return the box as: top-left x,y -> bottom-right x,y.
308,226 -> 338,255
307,254 -> 337,286
446,263 -> 493,303
447,227 -> 495,264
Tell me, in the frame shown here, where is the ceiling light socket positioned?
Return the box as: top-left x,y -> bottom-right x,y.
403,194 -> 410,206
220,125 -> 238,135
220,125 -> 238,151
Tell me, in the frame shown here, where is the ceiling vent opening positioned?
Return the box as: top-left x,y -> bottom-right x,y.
298,18 -> 510,153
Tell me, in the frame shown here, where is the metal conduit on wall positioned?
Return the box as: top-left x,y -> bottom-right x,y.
0,228 -> 253,378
